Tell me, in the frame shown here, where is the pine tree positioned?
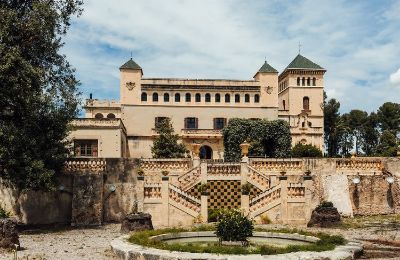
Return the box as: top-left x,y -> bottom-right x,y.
151,118 -> 188,158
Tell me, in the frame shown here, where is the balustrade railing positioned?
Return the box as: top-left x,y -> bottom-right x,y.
336,159 -> 382,171
169,184 -> 201,213
144,183 -> 162,199
177,166 -> 201,190
247,165 -> 270,191
207,163 -> 240,175
250,159 -> 303,172
287,183 -> 305,198
250,185 -> 281,211
64,158 -> 106,172
140,159 -> 191,172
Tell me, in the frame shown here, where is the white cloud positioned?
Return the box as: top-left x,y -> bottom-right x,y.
62,0 -> 400,113
390,68 -> 400,86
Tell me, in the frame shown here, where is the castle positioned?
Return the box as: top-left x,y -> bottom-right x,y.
69,54 -> 325,159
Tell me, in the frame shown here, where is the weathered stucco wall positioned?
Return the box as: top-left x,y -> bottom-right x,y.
0,157 -> 399,226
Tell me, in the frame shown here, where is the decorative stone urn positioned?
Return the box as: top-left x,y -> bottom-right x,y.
192,143 -> 201,158
239,141 -> 250,157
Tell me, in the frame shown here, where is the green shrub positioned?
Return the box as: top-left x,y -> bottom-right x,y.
241,183 -> 252,195
317,201 -> 334,210
260,214 -> 272,224
215,209 -> 254,244
291,143 -> 323,158
0,206 -> 10,218
208,208 -> 228,223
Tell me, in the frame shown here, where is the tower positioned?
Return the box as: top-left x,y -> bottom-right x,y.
253,61 -> 279,112
278,54 -> 326,150
119,58 -> 143,105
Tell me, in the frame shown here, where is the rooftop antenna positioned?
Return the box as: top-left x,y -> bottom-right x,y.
264,56 -> 267,63
298,42 -> 302,54
130,51 -> 132,59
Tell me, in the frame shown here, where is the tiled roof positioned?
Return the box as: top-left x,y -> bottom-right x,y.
119,58 -> 142,70
285,54 -> 324,70
258,61 -> 278,73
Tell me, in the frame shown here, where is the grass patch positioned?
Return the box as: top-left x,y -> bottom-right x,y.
338,214 -> 400,229
128,225 -> 346,255
0,206 -> 10,218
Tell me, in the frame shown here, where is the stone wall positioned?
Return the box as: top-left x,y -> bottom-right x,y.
0,157 -> 399,227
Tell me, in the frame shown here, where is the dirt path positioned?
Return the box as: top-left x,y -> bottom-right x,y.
0,224 -> 120,260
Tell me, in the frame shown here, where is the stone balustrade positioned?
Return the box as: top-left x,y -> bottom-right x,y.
336,159 -> 382,171
287,183 -> 305,198
64,158 -> 106,172
144,183 -> 162,199
169,185 -> 201,212
177,167 -> 201,190
207,163 -> 240,175
247,166 -> 270,190
250,159 -> 303,172
140,159 -> 191,172
250,185 -> 281,211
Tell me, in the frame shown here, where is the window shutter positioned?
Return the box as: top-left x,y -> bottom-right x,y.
195,118 -> 198,129
184,118 -> 187,129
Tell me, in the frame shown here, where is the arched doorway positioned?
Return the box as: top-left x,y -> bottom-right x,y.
199,145 -> 213,159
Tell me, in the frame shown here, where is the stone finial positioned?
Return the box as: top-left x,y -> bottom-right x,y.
351,152 -> 357,158
239,141 -> 250,157
192,143 -> 201,159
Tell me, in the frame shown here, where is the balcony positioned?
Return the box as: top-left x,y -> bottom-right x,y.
181,129 -> 223,139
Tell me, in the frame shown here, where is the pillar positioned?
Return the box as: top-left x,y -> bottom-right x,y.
279,175 -> 288,224
136,175 -> 145,213
161,175 -> 169,226
201,194 -> 208,223
303,175 -> 313,223
241,194 -> 250,215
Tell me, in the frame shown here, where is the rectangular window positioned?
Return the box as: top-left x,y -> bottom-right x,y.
74,140 -> 98,157
185,117 -> 198,129
214,118 -> 227,130
155,117 -> 168,128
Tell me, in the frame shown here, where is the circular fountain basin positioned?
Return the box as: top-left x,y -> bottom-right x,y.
150,231 -> 318,247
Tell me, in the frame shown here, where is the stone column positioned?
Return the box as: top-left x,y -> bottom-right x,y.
303,174 -> 313,223
241,194 -> 250,215
200,161 -> 207,183
192,143 -> 201,166
201,194 -> 208,223
279,175 -> 288,224
161,175 -> 169,227
136,175 -> 145,213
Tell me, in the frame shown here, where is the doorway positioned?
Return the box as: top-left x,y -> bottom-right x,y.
199,145 -> 213,159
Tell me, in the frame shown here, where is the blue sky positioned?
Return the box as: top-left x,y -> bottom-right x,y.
63,0 -> 400,113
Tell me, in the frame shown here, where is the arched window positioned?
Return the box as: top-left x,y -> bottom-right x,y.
141,92 -> 147,102
195,93 -> 201,102
152,92 -> 158,102
297,77 -> 300,86
303,96 -> 310,110
307,77 -> 310,86
312,77 -> 316,86
95,113 -> 103,119
185,93 -> 191,102
107,113 -> 116,119
235,94 -> 240,103
225,94 -> 230,103
205,93 -> 211,102
175,93 -> 180,102
164,93 -> 169,102
254,94 -> 260,103
283,100 -> 286,110
302,77 -> 305,86
215,93 -> 221,103
245,94 -> 250,103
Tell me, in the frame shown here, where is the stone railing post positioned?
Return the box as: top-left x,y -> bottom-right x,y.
136,175 -> 145,212
200,161 -> 207,182
241,194 -> 250,215
303,174 -> 313,223
240,160 -> 250,214
279,174 -> 288,224
161,174 -> 170,226
201,193 -> 208,223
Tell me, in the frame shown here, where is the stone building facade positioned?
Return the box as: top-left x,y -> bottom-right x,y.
70,54 -> 325,159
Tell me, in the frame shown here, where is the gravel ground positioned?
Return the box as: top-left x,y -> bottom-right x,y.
0,224 -> 120,260
1,219 -> 400,259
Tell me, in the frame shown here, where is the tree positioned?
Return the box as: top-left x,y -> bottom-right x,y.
151,118 -> 188,158
361,112 -> 380,156
291,143 -> 322,158
377,102 -> 400,137
223,119 -> 291,161
324,96 -> 342,157
0,1 -> 82,190
346,109 -> 368,154
375,130 -> 398,157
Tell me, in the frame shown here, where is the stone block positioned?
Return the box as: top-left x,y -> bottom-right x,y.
121,213 -> 153,233
0,218 -> 19,249
307,206 -> 341,227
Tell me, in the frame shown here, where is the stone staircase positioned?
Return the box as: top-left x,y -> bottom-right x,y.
168,183 -> 201,217
249,184 -> 281,218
